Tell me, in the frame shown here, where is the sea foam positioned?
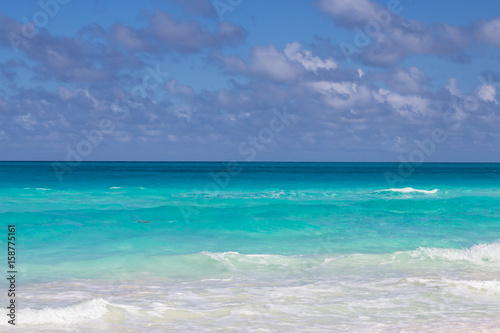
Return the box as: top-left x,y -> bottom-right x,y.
378,187 -> 439,194
19,298 -> 110,326
409,242 -> 500,264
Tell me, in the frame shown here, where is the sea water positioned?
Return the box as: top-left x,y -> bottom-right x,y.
0,162 -> 499,332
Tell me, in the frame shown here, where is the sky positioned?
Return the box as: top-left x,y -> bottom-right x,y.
1,0 -> 500,162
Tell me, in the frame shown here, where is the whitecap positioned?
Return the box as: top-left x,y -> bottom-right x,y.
19,298 -> 110,326
408,242 -> 500,265
378,187 -> 438,194
201,251 -> 241,271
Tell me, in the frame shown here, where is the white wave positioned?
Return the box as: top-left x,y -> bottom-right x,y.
443,279 -> 500,293
35,188 -> 51,191
202,244 -> 500,272
378,187 -> 438,194
408,278 -> 500,293
269,190 -> 286,198
409,242 -> 500,265
201,251 -> 241,271
180,189 -> 337,201
201,251 -> 284,262
109,187 -> 122,189
257,190 -> 336,199
201,251 -> 293,270
19,298 -> 109,326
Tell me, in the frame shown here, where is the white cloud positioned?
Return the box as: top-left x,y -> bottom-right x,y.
388,66 -> 427,93
475,17 -> 500,47
165,79 -> 194,97
386,93 -> 430,118
372,88 -> 390,103
445,78 -> 462,96
318,0 -> 468,66
284,42 -> 337,72
57,86 -> 101,109
305,81 -> 372,109
316,0 -> 378,24
215,42 -> 336,81
15,113 -> 37,130
477,84 -> 497,104
251,45 -> 299,81
111,24 -> 147,51
212,45 -> 298,81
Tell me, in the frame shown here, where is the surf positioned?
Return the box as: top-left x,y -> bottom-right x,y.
377,187 -> 439,194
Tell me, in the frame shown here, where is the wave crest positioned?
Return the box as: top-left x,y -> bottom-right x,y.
409,242 -> 500,264
20,298 -> 109,326
378,187 -> 439,194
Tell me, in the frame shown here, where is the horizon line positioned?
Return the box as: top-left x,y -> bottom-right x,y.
1,160 -> 500,164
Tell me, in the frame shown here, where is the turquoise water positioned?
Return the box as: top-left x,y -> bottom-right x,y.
1,162 -> 500,332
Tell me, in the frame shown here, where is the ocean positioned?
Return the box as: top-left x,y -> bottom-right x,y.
1,162 -> 499,332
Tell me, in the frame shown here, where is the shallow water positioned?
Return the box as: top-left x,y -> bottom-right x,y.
1,162 -> 499,332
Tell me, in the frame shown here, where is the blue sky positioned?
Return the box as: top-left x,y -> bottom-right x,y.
1,0 -> 500,161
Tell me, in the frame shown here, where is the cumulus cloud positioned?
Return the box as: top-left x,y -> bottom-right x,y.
212,42 -> 336,81
111,10 -> 245,53
446,77 -> 498,105
0,15 -> 115,82
1,6 -> 499,161
363,21 -> 467,66
385,93 -> 430,118
475,17 -> 500,47
316,0 -> 379,27
0,59 -> 27,81
316,0 -> 468,66
110,24 -> 148,51
284,42 -> 337,72
370,87 -> 434,120
249,44 -> 301,81
477,84 -> 497,104
386,66 -> 428,94
446,78 -> 462,96
305,81 -> 372,109
165,79 -> 195,98
0,9 -> 245,83
1,67 -> 499,161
